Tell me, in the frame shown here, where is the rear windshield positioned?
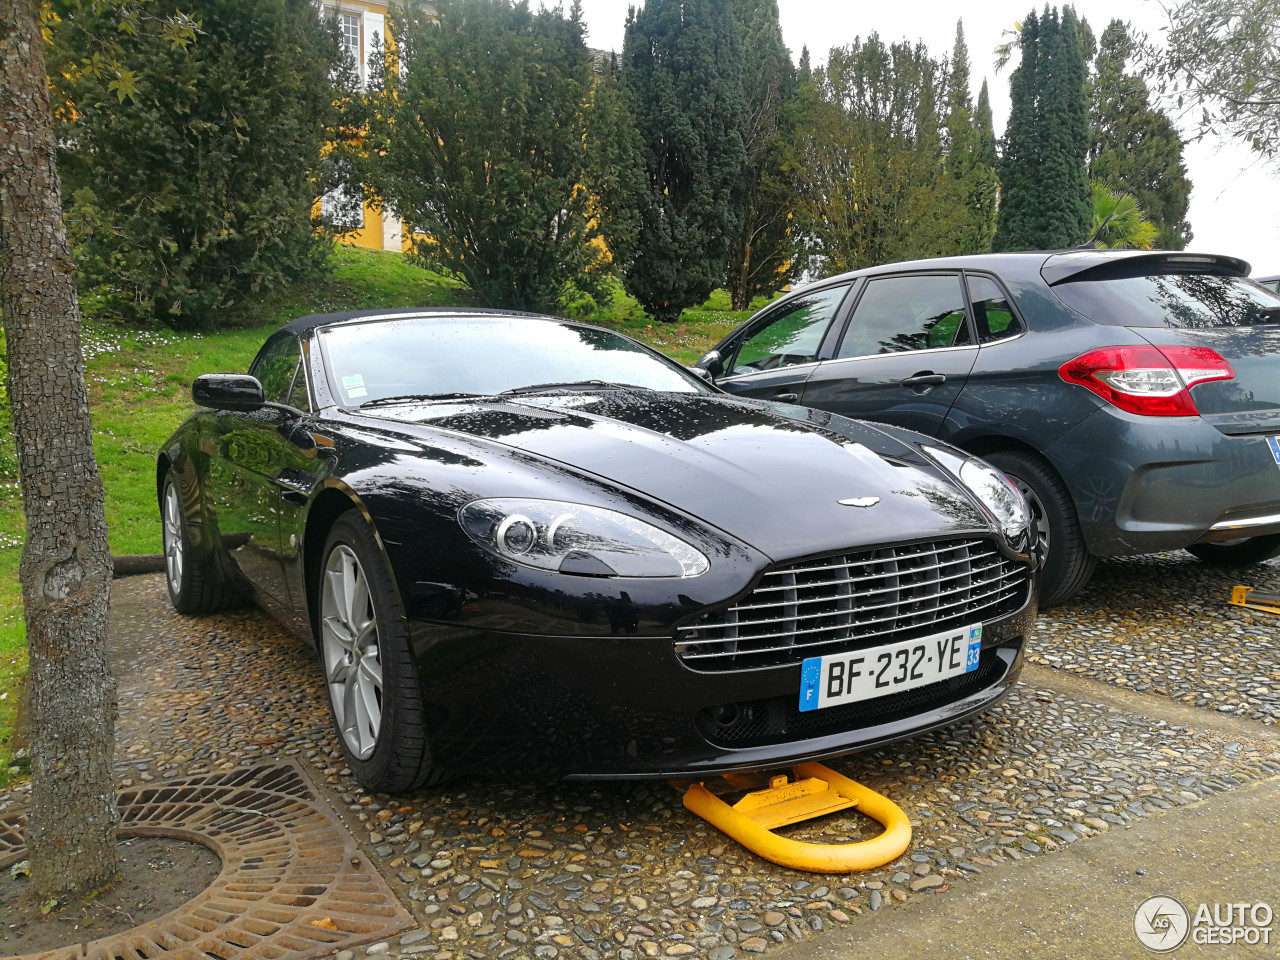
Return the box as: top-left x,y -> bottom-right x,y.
1053,273 -> 1280,328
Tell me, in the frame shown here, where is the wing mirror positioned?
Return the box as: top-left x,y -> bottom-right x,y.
695,349 -> 724,379
193,373 -> 266,412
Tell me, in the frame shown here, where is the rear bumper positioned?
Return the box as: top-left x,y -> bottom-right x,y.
1046,408 -> 1280,555
1202,511 -> 1280,541
404,595 -> 1034,780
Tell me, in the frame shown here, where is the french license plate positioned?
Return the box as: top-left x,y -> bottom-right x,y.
1267,436 -> 1280,466
798,624 -> 982,713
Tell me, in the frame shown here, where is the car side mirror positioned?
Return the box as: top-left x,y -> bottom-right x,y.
193,373 -> 265,412
696,349 -> 724,379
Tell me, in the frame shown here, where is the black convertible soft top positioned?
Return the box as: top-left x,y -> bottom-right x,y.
279,305 -> 563,336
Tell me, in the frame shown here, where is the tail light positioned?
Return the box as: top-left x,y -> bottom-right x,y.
1059,345 -> 1234,416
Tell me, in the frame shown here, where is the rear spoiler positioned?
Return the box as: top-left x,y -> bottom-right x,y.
1040,251 -> 1251,286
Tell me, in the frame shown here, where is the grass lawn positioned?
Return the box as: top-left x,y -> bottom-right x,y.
0,245 -> 762,772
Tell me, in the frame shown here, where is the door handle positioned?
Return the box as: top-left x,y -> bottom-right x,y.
773,392 -> 800,402
901,373 -> 947,388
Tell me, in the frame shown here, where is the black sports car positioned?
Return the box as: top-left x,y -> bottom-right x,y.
158,308 -> 1037,790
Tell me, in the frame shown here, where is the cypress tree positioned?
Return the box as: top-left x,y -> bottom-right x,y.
1089,19 -> 1192,249
944,21 -> 998,253
971,79 -> 999,250
622,0 -> 748,323
993,6 -> 1092,251
724,0 -> 798,310
944,21 -> 972,153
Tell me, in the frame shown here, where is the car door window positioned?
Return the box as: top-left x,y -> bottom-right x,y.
967,275 -> 1025,344
251,335 -> 302,404
837,275 -> 971,359
726,285 -> 850,376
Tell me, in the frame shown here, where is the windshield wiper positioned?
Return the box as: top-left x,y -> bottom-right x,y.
360,392 -> 485,407
499,380 -> 652,396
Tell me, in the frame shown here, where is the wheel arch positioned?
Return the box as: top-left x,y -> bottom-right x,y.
957,433 -> 1049,466
303,480 -> 402,643
156,453 -> 172,509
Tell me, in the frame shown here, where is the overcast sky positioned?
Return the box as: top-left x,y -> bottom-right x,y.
572,0 -> 1280,275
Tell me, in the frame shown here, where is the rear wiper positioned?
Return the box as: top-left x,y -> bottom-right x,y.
360,392 -> 485,407
500,380 -> 652,395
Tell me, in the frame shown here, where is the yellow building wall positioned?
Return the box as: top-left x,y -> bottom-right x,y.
319,0 -> 431,254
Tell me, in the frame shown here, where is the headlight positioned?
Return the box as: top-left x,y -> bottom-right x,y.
459,498 -> 709,578
922,447 -> 1031,542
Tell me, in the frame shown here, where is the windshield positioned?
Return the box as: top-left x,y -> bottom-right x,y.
318,316 -> 707,406
1052,273 -> 1280,329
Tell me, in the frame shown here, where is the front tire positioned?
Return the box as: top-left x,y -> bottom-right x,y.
1186,535 -> 1280,566
318,510 -> 441,792
984,450 -> 1096,608
162,473 -> 238,614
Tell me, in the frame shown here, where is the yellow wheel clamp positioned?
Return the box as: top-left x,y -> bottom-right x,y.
1230,585 -> 1280,615
671,761 -> 912,873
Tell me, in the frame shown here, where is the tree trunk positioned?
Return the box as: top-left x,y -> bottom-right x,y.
0,0 -> 119,897
728,239 -> 753,312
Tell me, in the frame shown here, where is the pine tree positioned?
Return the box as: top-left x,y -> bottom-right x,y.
724,0 -> 798,310
943,21 -> 998,253
993,6 -> 1092,251
622,0 -> 748,323
1089,19 -> 1192,249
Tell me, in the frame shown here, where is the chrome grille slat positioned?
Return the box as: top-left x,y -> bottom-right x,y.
674,538 -> 1029,672
725,558 -> 1009,612
752,540 -> 987,581
678,577 -> 1020,645
679,564 -> 1016,635
677,585 -> 1022,657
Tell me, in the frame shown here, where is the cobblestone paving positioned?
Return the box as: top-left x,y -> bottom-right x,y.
1030,555 -> 1280,724
3,574 -> 1277,960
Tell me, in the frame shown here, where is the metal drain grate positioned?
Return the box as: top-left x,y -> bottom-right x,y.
0,761 -> 416,960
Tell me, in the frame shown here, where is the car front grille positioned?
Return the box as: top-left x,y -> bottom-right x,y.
675,538 -> 1030,672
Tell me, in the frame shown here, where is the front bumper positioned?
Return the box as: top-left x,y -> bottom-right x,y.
1046,407 -> 1280,556
404,596 -> 1034,780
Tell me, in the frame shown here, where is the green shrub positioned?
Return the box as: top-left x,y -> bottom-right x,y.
51,0 -> 354,328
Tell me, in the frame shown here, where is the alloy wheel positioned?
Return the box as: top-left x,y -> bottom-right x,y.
163,482 -> 184,593
321,544 -> 384,759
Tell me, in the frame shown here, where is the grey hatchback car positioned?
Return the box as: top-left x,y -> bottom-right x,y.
697,250 -> 1280,606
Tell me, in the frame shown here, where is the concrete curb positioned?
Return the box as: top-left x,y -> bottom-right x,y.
111,554 -> 165,578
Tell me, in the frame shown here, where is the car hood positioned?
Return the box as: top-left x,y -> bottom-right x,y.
357,392 -> 990,561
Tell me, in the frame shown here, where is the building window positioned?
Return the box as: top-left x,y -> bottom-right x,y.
321,183 -> 364,230
339,13 -> 360,64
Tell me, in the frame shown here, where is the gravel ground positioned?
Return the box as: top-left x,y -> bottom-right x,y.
1030,554 -> 1280,724
2,573 -> 1278,960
